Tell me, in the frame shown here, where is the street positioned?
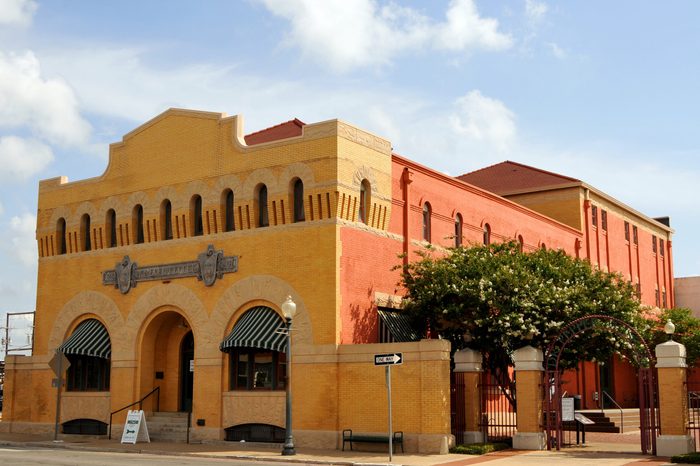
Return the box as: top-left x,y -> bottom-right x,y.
0,447 -> 302,466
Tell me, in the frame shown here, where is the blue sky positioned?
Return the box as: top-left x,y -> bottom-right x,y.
0,0 -> 699,336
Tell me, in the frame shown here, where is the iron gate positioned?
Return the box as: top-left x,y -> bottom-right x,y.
688,377 -> 700,450
478,371 -> 516,442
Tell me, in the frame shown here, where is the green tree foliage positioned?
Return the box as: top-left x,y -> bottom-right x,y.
646,307 -> 700,366
399,242 -> 647,404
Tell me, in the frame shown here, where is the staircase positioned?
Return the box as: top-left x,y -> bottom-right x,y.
146,412 -> 190,442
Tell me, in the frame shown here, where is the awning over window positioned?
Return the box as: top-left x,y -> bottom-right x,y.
58,318 -> 111,359
378,309 -> 418,343
220,306 -> 287,353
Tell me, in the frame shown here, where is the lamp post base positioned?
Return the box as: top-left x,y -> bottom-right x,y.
282,440 -> 296,456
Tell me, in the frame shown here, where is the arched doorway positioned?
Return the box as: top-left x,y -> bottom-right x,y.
137,309 -> 193,413
180,331 -> 194,412
544,315 -> 658,455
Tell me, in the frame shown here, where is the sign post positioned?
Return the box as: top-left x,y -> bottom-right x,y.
374,353 -> 403,462
49,351 -> 70,441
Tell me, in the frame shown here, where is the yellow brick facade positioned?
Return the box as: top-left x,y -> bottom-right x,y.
1,109 -> 451,453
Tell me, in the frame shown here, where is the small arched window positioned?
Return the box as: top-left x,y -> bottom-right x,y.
257,185 -> 269,228
359,179 -> 371,224
517,235 -> 524,252
223,189 -> 235,232
106,209 -> 117,248
483,223 -> 491,245
161,200 -> 173,240
133,205 -> 144,244
191,195 -> 203,236
293,179 -> 305,222
80,214 -> 91,251
57,217 -> 67,255
454,214 -> 463,247
422,202 -> 432,243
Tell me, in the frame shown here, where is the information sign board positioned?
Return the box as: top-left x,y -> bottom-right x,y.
121,410 -> 151,444
562,397 -> 575,422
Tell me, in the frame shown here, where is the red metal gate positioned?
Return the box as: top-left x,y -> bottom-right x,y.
688,378 -> 700,450
478,371 -> 516,442
450,371 -> 466,445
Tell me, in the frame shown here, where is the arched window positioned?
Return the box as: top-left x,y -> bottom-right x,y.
422,202 -> 432,242
59,319 -> 111,392
106,209 -> 117,248
257,184 -> 269,228
454,214 -> 463,247
517,235 -> 524,252
293,179 -> 305,222
223,189 -> 235,232
133,205 -> 144,244
220,307 -> 287,391
161,200 -> 173,240
359,179 -> 371,224
57,218 -> 67,255
483,223 -> 491,245
80,214 -> 91,251
191,195 -> 203,236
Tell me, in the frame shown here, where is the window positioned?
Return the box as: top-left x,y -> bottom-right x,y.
293,179 -> 305,222
161,200 -> 173,240
191,195 -> 203,236
601,210 -> 608,231
652,235 -> 657,253
454,214 -> 463,247
80,214 -> 91,251
223,190 -> 235,232
106,209 -> 117,248
632,225 -> 638,245
133,205 -> 144,244
662,290 -> 667,308
57,218 -> 67,254
591,205 -> 598,226
229,349 -> 286,391
66,354 -> 111,391
257,184 -> 269,227
422,202 -> 431,242
660,239 -> 665,257
483,223 -> 491,245
655,288 -> 660,307
624,221 -> 630,241
359,179 -> 370,224
517,235 -> 524,252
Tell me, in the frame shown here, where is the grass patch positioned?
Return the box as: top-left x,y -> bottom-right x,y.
671,451 -> 700,464
450,442 -> 510,455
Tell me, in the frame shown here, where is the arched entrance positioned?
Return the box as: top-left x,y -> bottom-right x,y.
544,315 -> 658,455
138,309 -> 193,413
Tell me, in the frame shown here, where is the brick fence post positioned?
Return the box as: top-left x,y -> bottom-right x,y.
453,348 -> 483,444
512,345 -> 546,450
656,340 -> 695,456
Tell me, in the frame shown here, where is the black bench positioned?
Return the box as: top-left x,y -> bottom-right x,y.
342,429 -> 404,453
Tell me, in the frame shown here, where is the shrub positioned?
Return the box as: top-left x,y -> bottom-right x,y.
671,452 -> 700,464
450,442 -> 510,455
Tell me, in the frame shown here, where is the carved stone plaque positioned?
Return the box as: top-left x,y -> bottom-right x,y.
103,244 -> 238,294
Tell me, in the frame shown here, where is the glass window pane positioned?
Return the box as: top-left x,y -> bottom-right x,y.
253,352 -> 274,389
236,353 -> 249,389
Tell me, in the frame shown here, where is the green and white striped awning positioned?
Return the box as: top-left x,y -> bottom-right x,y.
58,318 -> 111,359
220,306 -> 287,353
378,309 -> 419,343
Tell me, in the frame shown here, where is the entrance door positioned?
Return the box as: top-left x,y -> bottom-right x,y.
180,331 -> 194,412
599,358 -> 614,406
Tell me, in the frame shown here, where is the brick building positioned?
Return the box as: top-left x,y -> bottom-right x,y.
1,109 -> 673,449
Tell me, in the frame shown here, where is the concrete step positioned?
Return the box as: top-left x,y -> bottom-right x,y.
145,411 -> 190,443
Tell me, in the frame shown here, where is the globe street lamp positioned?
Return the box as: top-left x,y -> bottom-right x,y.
281,295 -> 297,456
664,319 -> 676,341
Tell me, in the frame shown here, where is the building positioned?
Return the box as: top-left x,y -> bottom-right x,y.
676,276 -> 700,318
1,109 -> 674,449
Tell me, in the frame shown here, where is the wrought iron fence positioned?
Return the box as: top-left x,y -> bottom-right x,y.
478,371 -> 516,442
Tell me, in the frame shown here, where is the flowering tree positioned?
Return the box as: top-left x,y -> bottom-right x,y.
399,242 -> 645,407
645,307 -> 700,366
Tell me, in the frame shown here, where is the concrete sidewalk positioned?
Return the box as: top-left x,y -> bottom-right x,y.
0,432 -> 677,466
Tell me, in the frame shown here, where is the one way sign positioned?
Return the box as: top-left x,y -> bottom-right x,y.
374,353 -> 403,366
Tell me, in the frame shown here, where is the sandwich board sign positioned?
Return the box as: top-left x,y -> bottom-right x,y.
121,410 -> 150,444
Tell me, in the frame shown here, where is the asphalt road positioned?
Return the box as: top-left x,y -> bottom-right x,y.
0,446 -> 303,466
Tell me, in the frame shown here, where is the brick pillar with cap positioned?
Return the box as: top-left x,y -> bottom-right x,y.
512,345 -> 546,450
453,348 -> 484,444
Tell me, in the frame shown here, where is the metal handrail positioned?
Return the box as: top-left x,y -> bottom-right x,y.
186,411 -> 192,444
108,386 -> 160,439
600,390 -> 624,433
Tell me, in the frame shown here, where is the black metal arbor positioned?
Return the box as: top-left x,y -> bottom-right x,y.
543,315 -> 658,455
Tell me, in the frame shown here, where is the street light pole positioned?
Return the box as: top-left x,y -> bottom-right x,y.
281,296 -> 297,456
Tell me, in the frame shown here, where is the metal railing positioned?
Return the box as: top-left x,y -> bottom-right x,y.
186,411 -> 192,444
600,390 -> 624,433
108,386 -> 160,439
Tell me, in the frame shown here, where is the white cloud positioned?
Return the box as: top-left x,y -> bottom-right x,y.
0,136 -> 53,181
8,213 -> 37,267
525,0 -> 548,24
259,0 -> 512,72
546,42 -> 567,59
450,90 -> 517,152
0,0 -> 37,27
0,50 -> 91,146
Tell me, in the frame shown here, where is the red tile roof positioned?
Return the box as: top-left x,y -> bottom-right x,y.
244,118 -> 305,145
457,161 -> 580,194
